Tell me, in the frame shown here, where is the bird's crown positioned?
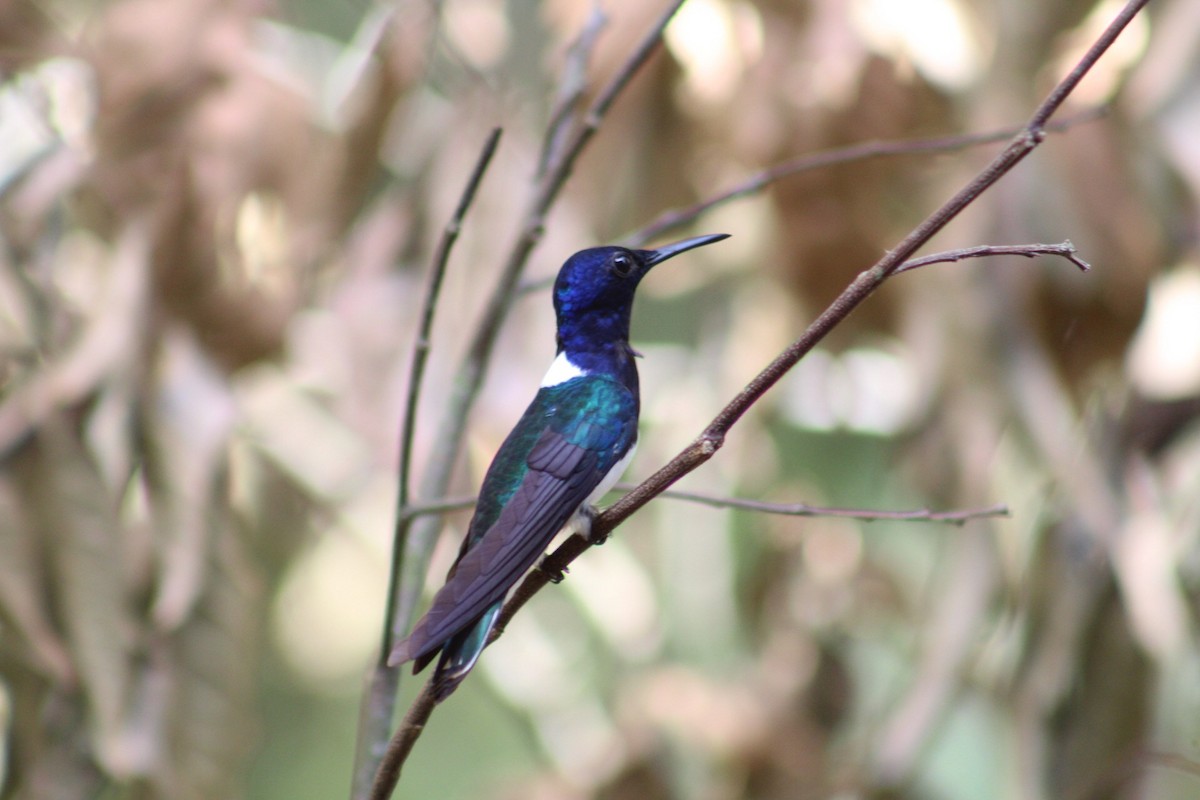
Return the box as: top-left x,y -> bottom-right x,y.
552,246 -> 652,320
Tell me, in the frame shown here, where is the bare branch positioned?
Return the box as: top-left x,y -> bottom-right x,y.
651,487 -> 1009,526
624,108 -> 1107,249
893,241 -> 1092,275
386,126 -> 502,650
368,685 -> 438,800
398,496 -> 476,519
516,112 -> 1104,295
537,6 -> 608,178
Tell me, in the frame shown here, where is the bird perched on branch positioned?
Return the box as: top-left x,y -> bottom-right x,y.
389,233 -> 729,701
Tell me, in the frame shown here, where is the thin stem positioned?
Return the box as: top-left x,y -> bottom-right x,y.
516,111 -> 1104,296
537,6 -> 608,179
398,496 -> 477,519
385,127 -> 502,656
653,488 -> 1009,526
624,108 -> 1106,249
894,241 -> 1092,275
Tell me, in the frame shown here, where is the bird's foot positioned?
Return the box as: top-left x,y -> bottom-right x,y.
539,558 -> 568,584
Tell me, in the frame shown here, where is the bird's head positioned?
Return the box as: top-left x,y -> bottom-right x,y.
552,234 -> 729,330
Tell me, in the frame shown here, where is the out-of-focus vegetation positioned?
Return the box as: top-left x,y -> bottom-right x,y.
0,0 -> 1197,798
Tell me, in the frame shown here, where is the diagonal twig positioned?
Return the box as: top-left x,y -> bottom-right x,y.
537,5 -> 608,179
385,126 -> 503,651
894,241 -> 1092,275
623,108 -> 1107,249
652,488 -> 1009,526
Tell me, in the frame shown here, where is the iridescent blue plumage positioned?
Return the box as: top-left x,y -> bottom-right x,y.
389,233 -> 728,700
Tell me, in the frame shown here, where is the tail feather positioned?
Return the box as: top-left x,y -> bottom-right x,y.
429,602 -> 502,701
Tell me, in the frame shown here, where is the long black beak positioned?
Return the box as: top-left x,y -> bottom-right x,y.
642,233 -> 730,267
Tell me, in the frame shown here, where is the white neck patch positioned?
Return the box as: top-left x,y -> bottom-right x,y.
540,352 -> 586,387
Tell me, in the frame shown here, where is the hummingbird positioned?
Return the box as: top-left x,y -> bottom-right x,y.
388,233 -> 729,701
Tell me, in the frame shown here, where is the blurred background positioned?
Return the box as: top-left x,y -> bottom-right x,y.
2,0 -> 1199,798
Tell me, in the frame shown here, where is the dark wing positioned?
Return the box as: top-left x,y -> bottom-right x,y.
388,429 -> 605,666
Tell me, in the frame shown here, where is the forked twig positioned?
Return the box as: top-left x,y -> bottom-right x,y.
895,241 -> 1091,275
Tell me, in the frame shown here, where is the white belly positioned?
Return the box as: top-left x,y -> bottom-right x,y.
585,440 -> 637,506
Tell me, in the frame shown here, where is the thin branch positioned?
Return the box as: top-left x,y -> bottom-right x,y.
494,0 -> 1147,657
524,238 -> 1094,296
517,112 -> 1104,295
368,687 -> 439,800
623,108 -> 1106,249
537,5 -> 608,178
398,496 -> 477,519
351,129 -> 500,800
652,488 -> 1009,526
894,241 -> 1092,275
385,127 -> 502,654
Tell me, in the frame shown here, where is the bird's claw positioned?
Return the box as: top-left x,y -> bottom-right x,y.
539,559 -> 568,584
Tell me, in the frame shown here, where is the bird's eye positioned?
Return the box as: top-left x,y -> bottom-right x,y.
611,253 -> 634,277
